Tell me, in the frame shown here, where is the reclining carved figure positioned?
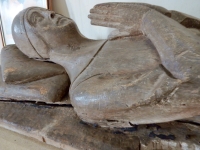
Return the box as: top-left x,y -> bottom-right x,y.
1,3 -> 200,128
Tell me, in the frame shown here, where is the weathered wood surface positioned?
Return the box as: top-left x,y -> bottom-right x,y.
1,45 -> 67,84
0,45 -> 70,103
0,101 -> 139,150
0,101 -> 200,150
7,3 -> 200,128
71,3 -> 200,126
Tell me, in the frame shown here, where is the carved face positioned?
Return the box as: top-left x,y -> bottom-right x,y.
27,8 -> 73,29
12,7 -> 81,59
27,7 -> 82,58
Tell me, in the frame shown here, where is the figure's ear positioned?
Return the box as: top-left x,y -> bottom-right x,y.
27,11 -> 44,27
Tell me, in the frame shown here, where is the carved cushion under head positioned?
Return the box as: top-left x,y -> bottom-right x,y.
0,45 -> 70,103
1,45 -> 66,84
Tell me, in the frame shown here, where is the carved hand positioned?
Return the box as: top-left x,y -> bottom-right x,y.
88,3 -> 170,36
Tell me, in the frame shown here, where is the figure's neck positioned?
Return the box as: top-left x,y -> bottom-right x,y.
53,36 -> 91,54
49,38 -> 107,83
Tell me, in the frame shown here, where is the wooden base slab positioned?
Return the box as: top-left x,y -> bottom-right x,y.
0,101 -> 200,150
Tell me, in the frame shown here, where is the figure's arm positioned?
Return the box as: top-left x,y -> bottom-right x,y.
89,3 -> 200,82
89,3 -> 171,38
141,10 -> 200,82
89,3 -> 200,37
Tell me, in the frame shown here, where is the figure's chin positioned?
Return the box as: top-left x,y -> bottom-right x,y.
57,18 -> 74,27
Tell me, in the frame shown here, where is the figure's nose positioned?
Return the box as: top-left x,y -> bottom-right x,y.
49,11 -> 55,19
45,11 -> 56,19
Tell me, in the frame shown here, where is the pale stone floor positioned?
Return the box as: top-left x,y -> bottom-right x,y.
0,127 -> 64,150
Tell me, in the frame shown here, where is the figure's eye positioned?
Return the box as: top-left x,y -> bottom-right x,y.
30,12 -> 44,25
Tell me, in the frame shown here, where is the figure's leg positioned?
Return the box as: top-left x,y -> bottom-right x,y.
142,10 -> 200,82
70,66 -> 182,128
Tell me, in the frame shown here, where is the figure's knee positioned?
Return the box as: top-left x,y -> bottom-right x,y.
69,77 -> 129,122
70,83 -> 109,121
70,90 -> 102,124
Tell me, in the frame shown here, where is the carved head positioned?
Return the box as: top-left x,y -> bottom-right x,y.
12,7 -> 79,59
